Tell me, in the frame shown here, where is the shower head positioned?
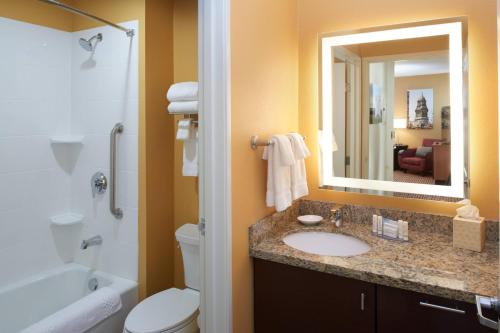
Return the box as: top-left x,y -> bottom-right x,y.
79,33 -> 102,52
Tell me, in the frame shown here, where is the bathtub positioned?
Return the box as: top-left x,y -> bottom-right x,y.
0,264 -> 137,333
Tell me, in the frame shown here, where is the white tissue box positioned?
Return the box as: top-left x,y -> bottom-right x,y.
453,216 -> 485,252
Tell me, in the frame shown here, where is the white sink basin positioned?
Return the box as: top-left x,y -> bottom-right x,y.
283,232 -> 371,257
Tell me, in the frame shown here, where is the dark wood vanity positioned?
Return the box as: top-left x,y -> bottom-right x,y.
254,259 -> 494,333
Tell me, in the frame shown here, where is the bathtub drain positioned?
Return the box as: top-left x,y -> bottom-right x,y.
88,278 -> 99,291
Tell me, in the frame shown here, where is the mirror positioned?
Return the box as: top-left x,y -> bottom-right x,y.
320,20 -> 468,201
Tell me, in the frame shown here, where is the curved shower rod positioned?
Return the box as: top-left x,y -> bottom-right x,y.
38,0 -> 135,37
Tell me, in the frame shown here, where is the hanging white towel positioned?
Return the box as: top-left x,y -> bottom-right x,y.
287,133 -> 310,200
168,101 -> 198,115
176,119 -> 193,141
167,81 -> 198,102
183,127 -> 198,177
21,287 -> 122,333
263,135 -> 295,212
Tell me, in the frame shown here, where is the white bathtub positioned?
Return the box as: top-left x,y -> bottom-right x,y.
0,264 -> 137,333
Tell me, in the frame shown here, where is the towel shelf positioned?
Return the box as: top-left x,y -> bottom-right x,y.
251,135 -> 306,150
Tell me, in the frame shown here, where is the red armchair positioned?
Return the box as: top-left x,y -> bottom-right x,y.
398,139 -> 442,175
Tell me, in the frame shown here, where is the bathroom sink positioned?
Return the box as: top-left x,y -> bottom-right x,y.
283,232 -> 370,257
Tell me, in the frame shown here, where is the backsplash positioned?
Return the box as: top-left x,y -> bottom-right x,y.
252,199 -> 499,243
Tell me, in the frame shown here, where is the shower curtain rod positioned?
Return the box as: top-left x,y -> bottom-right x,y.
38,0 -> 135,37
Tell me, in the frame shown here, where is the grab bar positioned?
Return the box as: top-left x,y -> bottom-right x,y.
110,123 -> 124,219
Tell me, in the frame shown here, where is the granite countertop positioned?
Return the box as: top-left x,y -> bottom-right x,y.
249,201 -> 499,303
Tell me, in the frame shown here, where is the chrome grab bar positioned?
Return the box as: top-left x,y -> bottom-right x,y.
419,301 -> 465,315
110,123 -> 124,219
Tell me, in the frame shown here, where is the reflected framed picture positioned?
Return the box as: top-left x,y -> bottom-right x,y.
407,89 -> 433,129
441,106 -> 450,129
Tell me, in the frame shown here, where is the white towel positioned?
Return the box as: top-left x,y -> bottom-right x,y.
177,119 -> 193,141
263,135 -> 295,212
168,101 -> 198,115
287,133 -> 310,200
21,287 -> 122,333
183,127 -> 198,177
167,81 -> 198,102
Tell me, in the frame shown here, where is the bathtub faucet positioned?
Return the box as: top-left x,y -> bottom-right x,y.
81,235 -> 103,250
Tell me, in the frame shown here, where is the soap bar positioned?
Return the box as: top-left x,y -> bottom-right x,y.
453,215 -> 485,252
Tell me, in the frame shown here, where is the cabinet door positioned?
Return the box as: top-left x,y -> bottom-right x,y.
377,285 -> 494,333
254,259 -> 376,333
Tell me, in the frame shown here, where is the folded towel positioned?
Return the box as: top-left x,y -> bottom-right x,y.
263,135 -> 295,212
167,81 -> 198,102
168,101 -> 198,115
177,119 -> 194,141
287,133 -> 310,200
22,287 -> 122,333
183,127 -> 198,177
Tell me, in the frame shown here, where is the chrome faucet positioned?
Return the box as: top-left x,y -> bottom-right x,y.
81,235 -> 103,250
330,205 -> 343,227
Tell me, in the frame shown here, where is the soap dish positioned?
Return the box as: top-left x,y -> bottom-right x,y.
297,215 -> 323,226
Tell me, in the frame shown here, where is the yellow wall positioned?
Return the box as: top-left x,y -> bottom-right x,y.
231,1 -> 299,332
0,0 -> 74,31
172,0 -> 198,289
394,73 -> 450,148
298,0 -> 499,219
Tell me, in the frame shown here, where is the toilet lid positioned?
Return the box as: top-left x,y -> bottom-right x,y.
125,288 -> 199,333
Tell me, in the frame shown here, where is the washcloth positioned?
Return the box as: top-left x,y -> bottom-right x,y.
167,81 -> 198,102
287,133 -> 310,200
263,135 -> 295,212
168,101 -> 199,115
177,119 -> 193,141
21,287 -> 122,333
183,127 -> 198,177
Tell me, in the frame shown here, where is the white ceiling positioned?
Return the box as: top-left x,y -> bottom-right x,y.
394,54 -> 449,77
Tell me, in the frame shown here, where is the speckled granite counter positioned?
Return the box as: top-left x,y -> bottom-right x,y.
249,200 -> 499,303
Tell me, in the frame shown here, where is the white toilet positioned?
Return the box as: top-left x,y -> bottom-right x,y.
124,224 -> 200,333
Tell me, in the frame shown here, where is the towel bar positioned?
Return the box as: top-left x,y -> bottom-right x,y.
250,135 -> 306,150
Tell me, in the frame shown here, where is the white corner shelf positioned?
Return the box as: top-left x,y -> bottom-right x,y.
50,135 -> 84,145
50,213 -> 84,226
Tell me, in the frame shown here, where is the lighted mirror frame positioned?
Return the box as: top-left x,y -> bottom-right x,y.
320,22 -> 465,198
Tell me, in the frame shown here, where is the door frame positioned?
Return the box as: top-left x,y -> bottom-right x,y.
198,0 -> 232,332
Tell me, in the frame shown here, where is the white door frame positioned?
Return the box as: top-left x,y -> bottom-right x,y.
198,0 -> 232,332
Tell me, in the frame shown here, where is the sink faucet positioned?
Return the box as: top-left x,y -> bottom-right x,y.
81,235 -> 103,250
330,205 -> 343,227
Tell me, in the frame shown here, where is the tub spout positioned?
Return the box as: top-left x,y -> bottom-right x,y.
81,235 -> 103,250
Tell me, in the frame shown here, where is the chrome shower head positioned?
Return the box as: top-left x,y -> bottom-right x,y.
79,33 -> 102,52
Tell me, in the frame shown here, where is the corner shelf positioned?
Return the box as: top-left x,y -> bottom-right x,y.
50,213 -> 84,226
50,135 -> 84,145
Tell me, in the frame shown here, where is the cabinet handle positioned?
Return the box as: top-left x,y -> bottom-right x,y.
419,301 -> 465,314
361,293 -> 365,311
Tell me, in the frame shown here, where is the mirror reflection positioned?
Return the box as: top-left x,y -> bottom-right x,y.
330,35 -> 459,199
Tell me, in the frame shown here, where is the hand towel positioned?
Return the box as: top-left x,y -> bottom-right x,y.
168,101 -> 199,115
21,287 -> 122,333
183,127 -> 198,177
263,135 -> 295,212
287,133 -> 310,200
167,81 -> 198,102
177,118 -> 193,141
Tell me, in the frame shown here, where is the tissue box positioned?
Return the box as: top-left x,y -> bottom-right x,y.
453,216 -> 485,252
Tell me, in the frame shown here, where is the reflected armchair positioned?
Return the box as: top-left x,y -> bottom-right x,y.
398,139 -> 443,175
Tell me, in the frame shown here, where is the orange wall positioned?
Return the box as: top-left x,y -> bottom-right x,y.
231,0 -> 299,332
0,0 -> 74,31
298,0 -> 499,219
172,0 -> 198,289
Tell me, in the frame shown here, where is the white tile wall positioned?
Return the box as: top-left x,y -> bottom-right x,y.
0,18 -> 139,285
70,21 -> 139,281
0,18 -> 72,287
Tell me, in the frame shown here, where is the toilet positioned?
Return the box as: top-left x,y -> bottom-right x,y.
124,224 -> 200,333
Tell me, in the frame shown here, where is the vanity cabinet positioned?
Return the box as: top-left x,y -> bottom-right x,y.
377,285 -> 492,333
254,259 -> 376,333
254,259 -> 493,333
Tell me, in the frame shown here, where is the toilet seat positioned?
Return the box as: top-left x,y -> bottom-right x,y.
124,288 -> 199,333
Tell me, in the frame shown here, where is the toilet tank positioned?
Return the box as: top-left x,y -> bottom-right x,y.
175,224 -> 200,291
